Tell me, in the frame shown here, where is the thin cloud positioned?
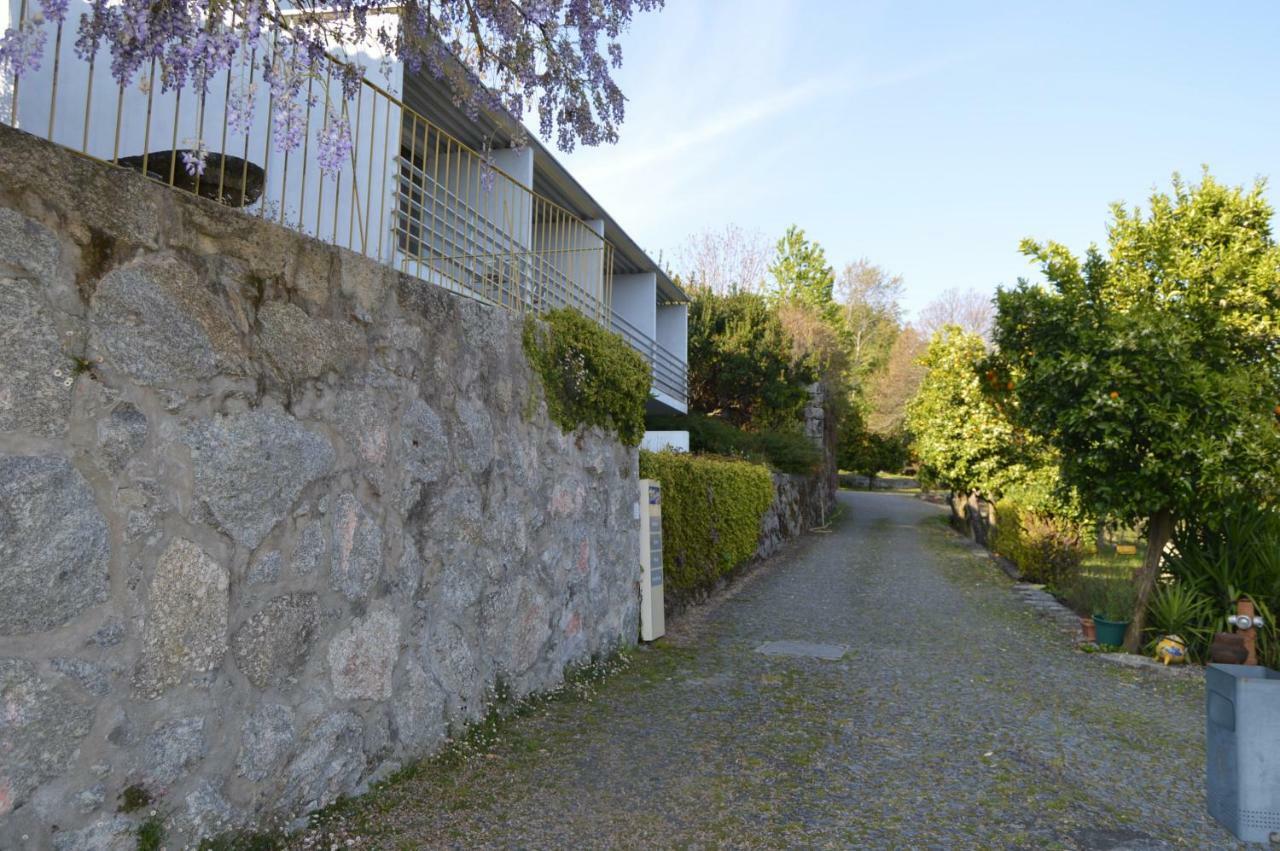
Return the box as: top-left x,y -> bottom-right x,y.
574,54 -> 960,182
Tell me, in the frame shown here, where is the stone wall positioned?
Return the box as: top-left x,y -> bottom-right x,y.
0,124 -> 640,849
756,472 -> 834,560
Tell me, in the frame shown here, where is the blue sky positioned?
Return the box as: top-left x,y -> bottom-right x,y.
559,1 -> 1280,320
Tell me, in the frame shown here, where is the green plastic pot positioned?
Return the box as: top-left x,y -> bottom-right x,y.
1092,615 -> 1131,647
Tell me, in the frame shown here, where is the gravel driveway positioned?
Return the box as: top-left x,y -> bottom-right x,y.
290,490 -> 1238,850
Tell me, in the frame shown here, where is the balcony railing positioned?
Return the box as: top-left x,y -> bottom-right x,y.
1,5 -> 685,407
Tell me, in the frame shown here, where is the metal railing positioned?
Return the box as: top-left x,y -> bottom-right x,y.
2,4 -> 686,404
610,309 -> 688,405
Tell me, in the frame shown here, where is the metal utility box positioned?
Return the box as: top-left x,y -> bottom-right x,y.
1206,664 -> 1280,843
637,479 -> 665,641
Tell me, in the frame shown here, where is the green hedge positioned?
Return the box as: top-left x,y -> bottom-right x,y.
523,309 -> 651,446
639,450 -> 774,599
645,412 -> 820,475
991,499 -> 1085,588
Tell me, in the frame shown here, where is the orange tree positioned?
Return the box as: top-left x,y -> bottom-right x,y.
987,171 -> 1280,650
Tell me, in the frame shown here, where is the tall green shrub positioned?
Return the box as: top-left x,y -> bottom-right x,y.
991,500 -> 1085,588
522,308 -> 651,446
639,450 -> 774,599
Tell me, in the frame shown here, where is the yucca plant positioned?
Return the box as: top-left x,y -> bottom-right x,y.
1165,505 -> 1280,666
1145,581 -> 1217,660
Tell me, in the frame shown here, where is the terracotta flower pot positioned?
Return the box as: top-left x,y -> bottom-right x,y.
1080,616 -> 1097,642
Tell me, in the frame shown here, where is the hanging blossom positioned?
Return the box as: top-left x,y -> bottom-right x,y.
263,43 -> 311,153
181,138 -> 209,176
316,109 -> 351,177
11,0 -> 663,159
478,136 -> 496,194
0,17 -> 48,79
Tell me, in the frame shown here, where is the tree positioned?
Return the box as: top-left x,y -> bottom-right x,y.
905,327 -> 1023,499
674,224 -> 772,294
768,226 -> 836,312
989,171 -> 1280,650
1,0 -> 662,160
838,411 -> 908,490
836,258 -> 903,386
866,325 -> 927,435
918,287 -> 995,341
686,286 -> 815,429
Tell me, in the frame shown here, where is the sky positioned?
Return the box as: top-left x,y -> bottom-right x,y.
557,0 -> 1280,321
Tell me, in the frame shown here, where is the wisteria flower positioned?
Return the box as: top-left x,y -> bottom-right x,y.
317,110 -> 352,177
181,139 -> 209,177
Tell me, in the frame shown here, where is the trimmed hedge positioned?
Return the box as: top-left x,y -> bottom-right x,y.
523,308 -> 651,446
639,450 -> 774,599
645,412 -> 820,475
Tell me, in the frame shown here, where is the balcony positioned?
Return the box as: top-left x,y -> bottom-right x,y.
1,4 -> 687,411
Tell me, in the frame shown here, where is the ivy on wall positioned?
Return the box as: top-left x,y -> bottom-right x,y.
639,450 -> 774,599
522,309 -> 651,446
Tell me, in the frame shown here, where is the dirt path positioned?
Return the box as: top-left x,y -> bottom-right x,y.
290,490 -> 1237,850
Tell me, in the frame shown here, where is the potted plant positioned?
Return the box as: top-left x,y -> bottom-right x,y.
1092,578 -> 1137,647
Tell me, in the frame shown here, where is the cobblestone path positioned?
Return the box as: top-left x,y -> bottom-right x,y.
293,491 -> 1238,849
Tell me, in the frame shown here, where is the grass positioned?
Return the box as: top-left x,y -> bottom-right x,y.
137,816 -> 165,851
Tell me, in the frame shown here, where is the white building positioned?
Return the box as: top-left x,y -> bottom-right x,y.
1,2 -> 688,415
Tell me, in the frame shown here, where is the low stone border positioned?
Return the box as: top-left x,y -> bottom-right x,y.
1092,651 -> 1205,678
1012,583 -> 1087,640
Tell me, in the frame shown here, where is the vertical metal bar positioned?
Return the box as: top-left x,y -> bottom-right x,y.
46,20 -> 64,140
141,61 -> 157,179
431,128 -> 447,286
425,121 -> 442,282
298,72 -> 313,230
435,131 -> 450,285
463,143 -> 476,298
239,41 -> 258,212
347,84 -> 363,248
168,88 -> 182,187
216,18 -> 234,204
342,97 -> 364,253
80,55 -> 95,153
316,63 -> 332,237
261,32 -> 280,219
9,0 -> 27,125
195,93 -> 207,198
376,95 -> 390,262
404,113 -> 418,261
362,92 -> 375,255
111,83 -> 124,164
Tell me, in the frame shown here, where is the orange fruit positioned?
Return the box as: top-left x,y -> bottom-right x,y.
1110,391 -> 1119,399
1006,382 -> 1015,390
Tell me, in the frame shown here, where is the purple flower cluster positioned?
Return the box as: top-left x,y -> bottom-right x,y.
181,139 -> 209,176
8,0 -> 661,166
264,45 -> 310,153
316,110 -> 352,177
0,19 -> 47,79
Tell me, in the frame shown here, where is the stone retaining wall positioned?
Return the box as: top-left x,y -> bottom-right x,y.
0,124 -> 640,849
756,472 -> 835,560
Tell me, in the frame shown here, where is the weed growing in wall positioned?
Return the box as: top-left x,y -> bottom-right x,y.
522,309 -> 650,446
